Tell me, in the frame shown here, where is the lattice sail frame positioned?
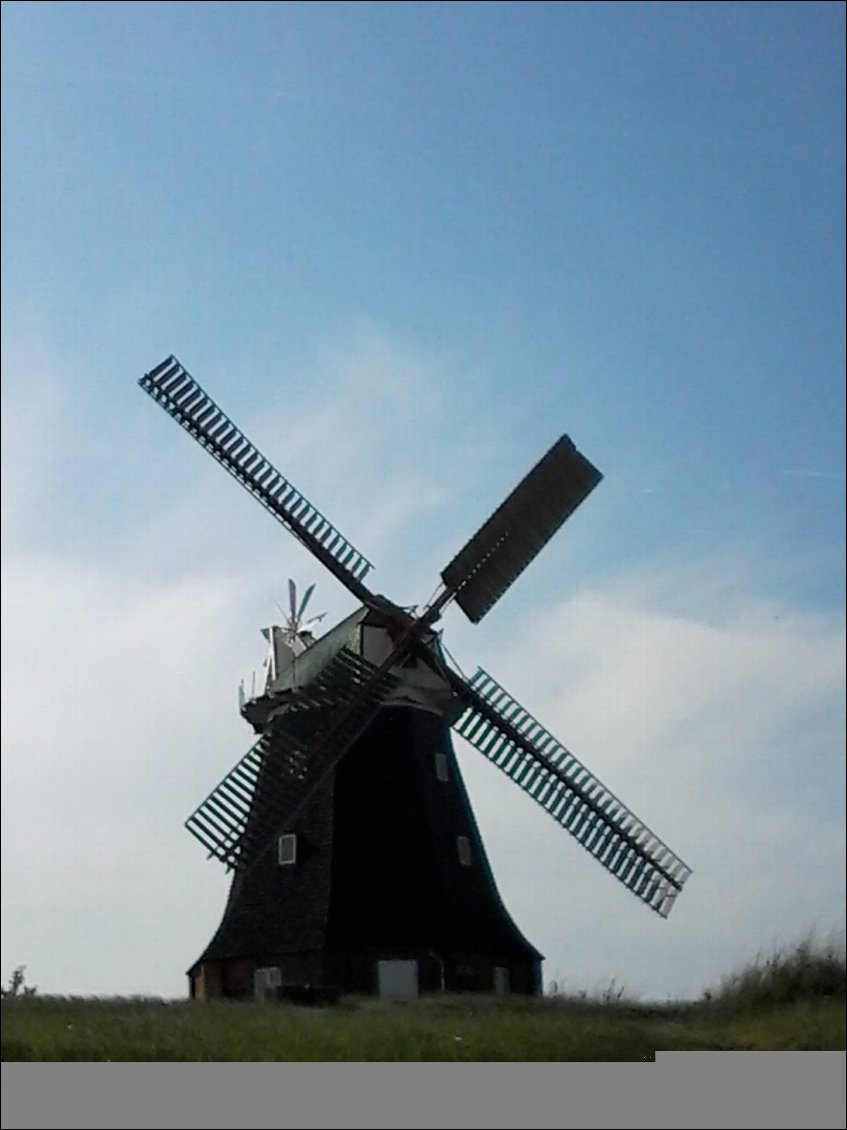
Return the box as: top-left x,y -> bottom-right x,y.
454,669 -> 691,916
186,647 -> 399,870
139,357 -> 375,602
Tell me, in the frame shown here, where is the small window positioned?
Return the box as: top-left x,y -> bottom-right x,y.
278,833 -> 297,866
434,751 -> 449,782
457,835 -> 472,866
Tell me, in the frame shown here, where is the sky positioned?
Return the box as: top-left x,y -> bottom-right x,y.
1,1 -> 844,1003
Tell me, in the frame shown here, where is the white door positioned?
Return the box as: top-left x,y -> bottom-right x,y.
254,966 -> 281,1000
494,966 -> 510,996
377,959 -> 419,999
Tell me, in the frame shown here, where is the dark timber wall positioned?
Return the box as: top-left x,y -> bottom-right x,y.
188,705 -> 542,999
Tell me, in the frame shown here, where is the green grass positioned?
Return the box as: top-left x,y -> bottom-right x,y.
3,943 -> 844,1061
705,937 -> 846,1012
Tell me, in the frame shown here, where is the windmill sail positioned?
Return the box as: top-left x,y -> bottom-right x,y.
139,356 -> 375,604
441,436 -> 603,623
186,646 -> 400,870
453,668 -> 691,916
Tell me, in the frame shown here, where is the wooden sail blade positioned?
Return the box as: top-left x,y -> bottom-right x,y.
185,741 -> 265,866
139,356 -> 376,605
296,582 -> 316,622
185,647 -> 400,871
452,668 -> 691,917
441,436 -> 602,623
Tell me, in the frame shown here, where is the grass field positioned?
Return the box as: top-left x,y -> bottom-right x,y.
2,942 -> 844,1062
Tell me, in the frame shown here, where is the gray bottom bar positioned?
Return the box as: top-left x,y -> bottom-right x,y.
2,1054 -> 844,1129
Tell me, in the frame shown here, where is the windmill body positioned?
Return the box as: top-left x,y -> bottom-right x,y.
192,605 -> 542,1000
139,355 -> 691,1002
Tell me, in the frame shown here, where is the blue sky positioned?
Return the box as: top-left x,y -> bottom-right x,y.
2,2 -> 844,1001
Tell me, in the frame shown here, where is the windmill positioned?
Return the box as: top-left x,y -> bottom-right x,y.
140,355 -> 691,1001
